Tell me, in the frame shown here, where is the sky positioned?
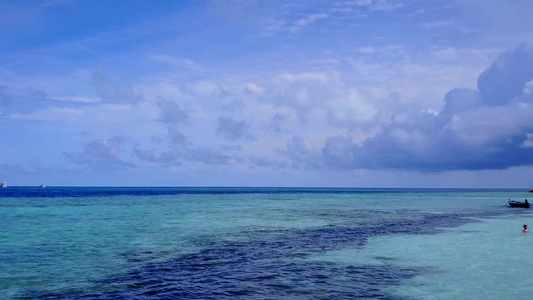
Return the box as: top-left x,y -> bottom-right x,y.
1,0 -> 533,188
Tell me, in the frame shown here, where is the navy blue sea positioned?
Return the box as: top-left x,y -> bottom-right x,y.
1,187 -> 532,299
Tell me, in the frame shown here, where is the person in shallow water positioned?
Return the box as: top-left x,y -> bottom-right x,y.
523,224 -> 529,233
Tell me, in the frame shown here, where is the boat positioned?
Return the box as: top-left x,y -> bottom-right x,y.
0,182 -> 6,188
40,184 -> 46,188
508,200 -> 530,208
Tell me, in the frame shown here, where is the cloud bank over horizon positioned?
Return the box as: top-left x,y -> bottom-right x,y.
1,0 -> 533,187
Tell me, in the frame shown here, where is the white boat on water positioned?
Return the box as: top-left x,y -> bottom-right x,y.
1,182 -> 6,188
41,184 -> 46,188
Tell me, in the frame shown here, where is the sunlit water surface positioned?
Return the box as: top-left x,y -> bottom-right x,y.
1,187 -> 531,299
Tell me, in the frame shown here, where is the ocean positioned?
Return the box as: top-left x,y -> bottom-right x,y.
1,187 -> 532,299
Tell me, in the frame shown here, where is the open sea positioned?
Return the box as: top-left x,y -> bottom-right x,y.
1,187 -> 532,299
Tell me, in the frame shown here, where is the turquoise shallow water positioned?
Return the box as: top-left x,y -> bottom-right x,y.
0,187 -> 531,299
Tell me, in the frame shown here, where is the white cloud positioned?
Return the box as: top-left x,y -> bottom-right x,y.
291,13 -> 329,32
351,0 -> 404,11
327,89 -> 379,128
523,80 -> 533,95
277,72 -> 331,84
523,133 -> 533,148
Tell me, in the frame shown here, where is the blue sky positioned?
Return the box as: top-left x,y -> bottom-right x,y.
1,0 -> 533,187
